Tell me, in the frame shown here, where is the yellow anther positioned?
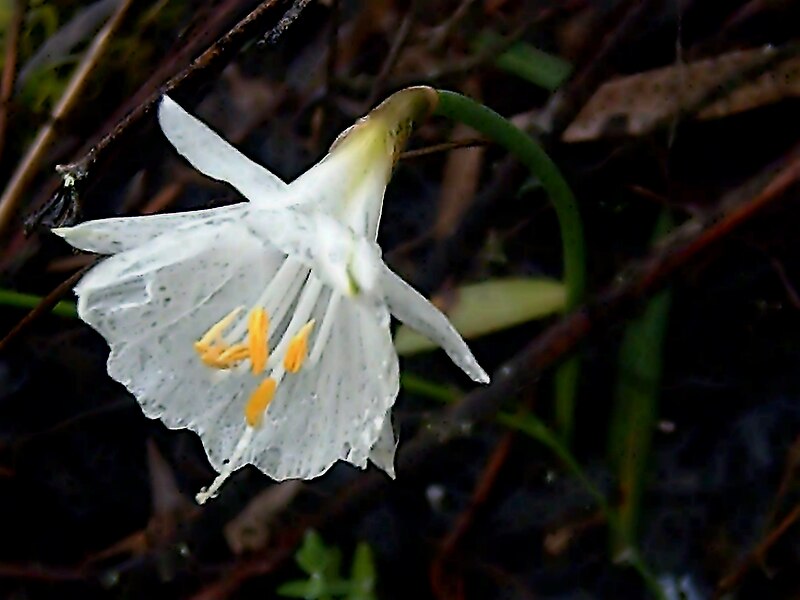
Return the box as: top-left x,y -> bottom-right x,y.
218,343 -> 250,364
244,377 -> 277,428
283,320 -> 315,374
198,345 -> 225,368
247,308 -> 270,375
196,306 -> 243,353
196,343 -> 250,370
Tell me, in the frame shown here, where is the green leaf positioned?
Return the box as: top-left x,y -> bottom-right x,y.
346,543 -> 376,600
474,31 -> 572,92
0,289 -> 77,318
295,530 -> 330,574
394,277 -> 565,355
323,546 -> 343,581
607,210 -> 674,559
277,580 -> 315,598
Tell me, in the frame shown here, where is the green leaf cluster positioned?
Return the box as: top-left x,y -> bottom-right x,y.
277,531 -> 377,600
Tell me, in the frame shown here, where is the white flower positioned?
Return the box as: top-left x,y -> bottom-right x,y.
54,88 -> 489,503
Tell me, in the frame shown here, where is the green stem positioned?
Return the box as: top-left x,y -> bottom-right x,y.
433,90 -> 586,440
0,289 -> 77,317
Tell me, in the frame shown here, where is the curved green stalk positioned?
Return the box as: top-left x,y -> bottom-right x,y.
433,90 -> 586,441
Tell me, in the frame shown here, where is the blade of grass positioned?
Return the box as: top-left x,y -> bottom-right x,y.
0,288 -> 77,317
475,31 -> 572,92
607,209 -> 674,559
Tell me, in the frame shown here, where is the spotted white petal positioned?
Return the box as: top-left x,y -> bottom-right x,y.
74,214 -> 398,481
53,203 -> 245,254
158,96 -> 289,206
75,220 -> 276,397
381,265 -> 490,384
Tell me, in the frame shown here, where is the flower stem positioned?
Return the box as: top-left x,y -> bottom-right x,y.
433,90 -> 586,441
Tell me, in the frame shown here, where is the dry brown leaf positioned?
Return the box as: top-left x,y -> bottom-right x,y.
563,46 -> 800,142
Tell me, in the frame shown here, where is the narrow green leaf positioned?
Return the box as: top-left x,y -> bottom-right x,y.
347,542 -> 376,600
277,580 -> 315,598
0,289 -> 77,318
394,277 -> 566,355
475,31 -> 572,91
607,210 -> 674,558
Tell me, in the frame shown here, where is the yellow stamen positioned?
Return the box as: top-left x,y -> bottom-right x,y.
247,308 -> 269,375
195,307 -> 243,353
198,345 -> 225,368
244,377 -> 277,427
196,343 -> 250,370
283,320 -> 315,373
218,343 -> 250,363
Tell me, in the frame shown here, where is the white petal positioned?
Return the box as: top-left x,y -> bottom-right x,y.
381,266 -> 490,384
158,96 -> 289,206
53,203 -> 245,254
75,221 -> 284,458
368,411 -> 397,477
244,283 -> 400,480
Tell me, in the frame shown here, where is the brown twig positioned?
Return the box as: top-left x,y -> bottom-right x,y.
430,430 -> 516,599
715,434 -> 800,594
0,261 -> 95,353
399,138 -> 489,160
0,0 -> 136,238
26,0 -> 298,232
259,0 -> 313,45
770,258 -> 800,310
716,502 -> 800,594
365,1 -> 417,107
0,0 -> 25,164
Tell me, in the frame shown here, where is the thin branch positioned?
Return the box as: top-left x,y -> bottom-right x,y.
259,0 -> 313,45
399,138 -> 489,160
0,0 -> 136,238
365,2 -> 417,106
716,502 -> 800,594
27,0 -> 299,232
0,0 -> 25,164
0,261 -> 95,353
431,429 -> 516,598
